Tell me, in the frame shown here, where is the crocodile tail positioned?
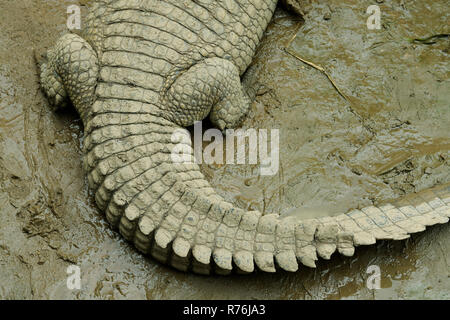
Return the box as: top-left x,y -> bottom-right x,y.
249,183 -> 450,273
83,99 -> 450,274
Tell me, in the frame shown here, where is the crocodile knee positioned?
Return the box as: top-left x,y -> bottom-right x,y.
39,33 -> 99,123
163,57 -> 250,130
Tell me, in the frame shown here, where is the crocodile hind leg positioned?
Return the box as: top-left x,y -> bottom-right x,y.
39,33 -> 98,124
164,57 -> 251,130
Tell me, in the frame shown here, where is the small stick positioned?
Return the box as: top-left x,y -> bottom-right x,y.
409,33 -> 449,45
285,21 -> 303,48
284,23 -> 350,102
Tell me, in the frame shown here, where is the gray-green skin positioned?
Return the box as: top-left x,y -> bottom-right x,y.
39,0 -> 450,275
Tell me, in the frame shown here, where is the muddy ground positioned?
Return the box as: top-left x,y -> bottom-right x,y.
0,0 -> 449,299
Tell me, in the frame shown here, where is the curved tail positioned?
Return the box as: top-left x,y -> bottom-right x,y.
83,98 -> 450,275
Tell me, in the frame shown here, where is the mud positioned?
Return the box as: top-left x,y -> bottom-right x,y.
0,0 -> 449,299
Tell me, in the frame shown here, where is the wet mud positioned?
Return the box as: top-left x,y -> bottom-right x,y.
0,0 -> 449,299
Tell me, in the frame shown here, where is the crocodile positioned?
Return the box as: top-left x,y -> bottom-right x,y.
39,0 -> 450,275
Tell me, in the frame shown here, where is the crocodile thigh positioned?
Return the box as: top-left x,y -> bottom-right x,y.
40,33 -> 99,122
163,57 -> 251,130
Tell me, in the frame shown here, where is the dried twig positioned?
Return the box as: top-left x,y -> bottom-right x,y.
409,34 -> 449,45
283,23 -> 350,102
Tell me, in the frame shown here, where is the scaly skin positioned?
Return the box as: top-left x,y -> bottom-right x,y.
39,0 -> 450,275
